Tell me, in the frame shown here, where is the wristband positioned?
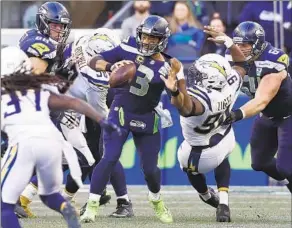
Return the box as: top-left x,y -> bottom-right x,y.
234,109 -> 245,121
224,36 -> 234,49
105,63 -> 113,72
170,89 -> 180,97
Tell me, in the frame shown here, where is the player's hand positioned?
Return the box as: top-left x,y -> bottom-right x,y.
111,60 -> 134,72
222,109 -> 244,125
203,25 -> 229,44
99,119 -> 122,136
160,58 -> 181,92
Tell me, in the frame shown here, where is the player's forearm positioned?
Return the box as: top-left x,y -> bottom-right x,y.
171,91 -> 193,116
240,98 -> 268,119
228,43 -> 246,63
68,98 -> 105,123
88,56 -> 110,71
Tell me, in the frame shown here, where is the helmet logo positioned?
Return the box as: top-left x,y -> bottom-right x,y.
203,61 -> 227,77
61,18 -> 70,23
255,29 -> 264,37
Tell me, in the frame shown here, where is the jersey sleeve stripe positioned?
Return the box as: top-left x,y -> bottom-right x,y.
192,86 -> 213,111
80,72 -> 110,88
187,88 -> 212,111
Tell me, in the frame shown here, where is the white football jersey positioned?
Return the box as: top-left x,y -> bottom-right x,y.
1,89 -> 63,144
73,35 -> 110,89
180,69 -> 242,146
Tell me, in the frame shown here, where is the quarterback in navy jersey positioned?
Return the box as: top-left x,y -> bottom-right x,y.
19,1 -> 71,74
225,21 -> 292,192
80,15 -> 186,224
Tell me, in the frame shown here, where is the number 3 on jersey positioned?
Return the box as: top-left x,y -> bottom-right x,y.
130,65 -> 154,96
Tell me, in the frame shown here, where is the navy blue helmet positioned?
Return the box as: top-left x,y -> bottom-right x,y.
36,2 -> 71,45
136,15 -> 171,56
233,21 -> 266,60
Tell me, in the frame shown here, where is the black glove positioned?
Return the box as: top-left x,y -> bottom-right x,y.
223,109 -> 244,125
100,119 -> 122,136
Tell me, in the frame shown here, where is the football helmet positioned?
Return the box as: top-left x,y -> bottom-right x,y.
36,2 -> 71,45
1,46 -> 32,77
187,54 -> 232,90
232,21 -> 266,61
136,15 -> 171,56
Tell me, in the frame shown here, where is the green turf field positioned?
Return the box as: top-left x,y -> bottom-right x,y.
21,186 -> 291,228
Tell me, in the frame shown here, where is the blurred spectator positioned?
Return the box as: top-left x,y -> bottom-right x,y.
201,18 -> 227,56
2,1 -> 22,28
189,0 -> 209,25
239,1 -> 292,53
150,1 -> 175,19
205,1 -> 246,35
120,1 -> 150,40
22,2 -> 41,28
167,1 -> 205,55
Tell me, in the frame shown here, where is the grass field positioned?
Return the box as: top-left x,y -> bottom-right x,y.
21,186 -> 291,228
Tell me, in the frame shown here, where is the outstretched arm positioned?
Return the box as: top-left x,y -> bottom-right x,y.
224,70 -> 287,123
161,58 -> 204,117
48,93 -> 120,134
204,26 -> 248,78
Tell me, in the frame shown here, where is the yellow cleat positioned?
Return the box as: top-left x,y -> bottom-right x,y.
149,198 -> 173,224
19,195 -> 36,218
80,199 -> 99,223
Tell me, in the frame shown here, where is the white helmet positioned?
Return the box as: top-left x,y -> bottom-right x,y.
188,54 -> 232,90
86,28 -> 121,57
1,46 -> 32,77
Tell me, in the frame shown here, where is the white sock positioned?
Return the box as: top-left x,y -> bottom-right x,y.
199,190 -> 211,201
148,191 -> 161,201
117,194 -> 130,202
62,189 -> 75,201
219,191 -> 229,205
89,193 -> 101,202
21,183 -> 38,201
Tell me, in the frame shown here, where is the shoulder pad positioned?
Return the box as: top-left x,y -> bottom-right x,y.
263,45 -> 289,68
19,30 -> 56,59
187,85 -> 213,112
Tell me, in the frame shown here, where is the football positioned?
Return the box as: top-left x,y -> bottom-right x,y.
109,62 -> 136,88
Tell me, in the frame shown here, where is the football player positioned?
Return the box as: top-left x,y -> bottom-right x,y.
19,1 -> 71,74
161,25 -> 249,221
80,15 -> 186,224
64,28 -> 134,217
224,21 -> 292,192
1,46 -> 119,228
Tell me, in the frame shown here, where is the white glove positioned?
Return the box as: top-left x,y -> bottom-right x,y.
62,140 -> 83,188
154,102 -> 173,129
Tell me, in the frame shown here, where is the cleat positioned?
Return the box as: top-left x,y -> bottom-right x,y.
216,204 -> 231,222
109,199 -> 134,218
15,201 -> 29,218
79,193 -> 111,216
61,202 -> 81,228
149,198 -> 173,224
199,187 -> 219,208
18,196 -> 36,218
80,199 -> 99,223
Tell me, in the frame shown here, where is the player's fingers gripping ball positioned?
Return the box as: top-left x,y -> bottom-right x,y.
109,61 -> 136,88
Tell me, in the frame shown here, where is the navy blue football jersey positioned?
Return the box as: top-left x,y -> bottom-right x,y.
99,36 -> 172,114
226,42 -> 292,118
19,29 -> 56,63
